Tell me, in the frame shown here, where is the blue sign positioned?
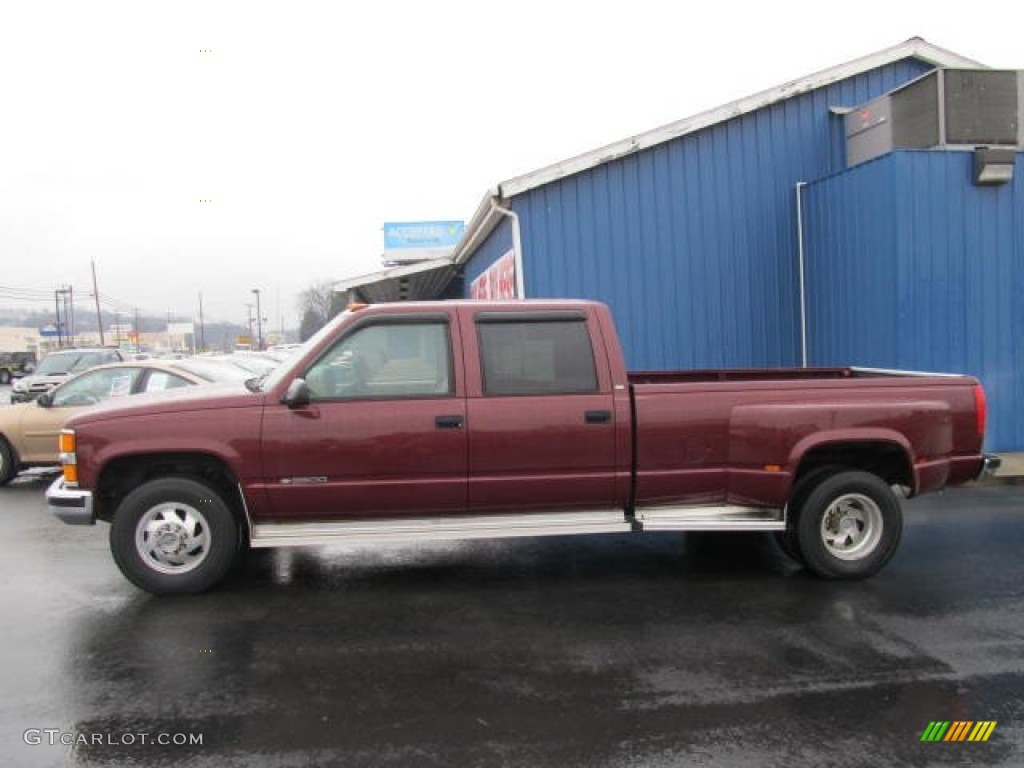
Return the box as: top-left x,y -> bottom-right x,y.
39,325 -> 60,337
383,221 -> 465,250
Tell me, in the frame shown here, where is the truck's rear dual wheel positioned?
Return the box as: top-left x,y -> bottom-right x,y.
793,471 -> 902,580
110,477 -> 238,595
776,465 -> 843,564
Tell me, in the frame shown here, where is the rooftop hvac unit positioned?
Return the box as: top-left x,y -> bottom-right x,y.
845,69 -> 1022,167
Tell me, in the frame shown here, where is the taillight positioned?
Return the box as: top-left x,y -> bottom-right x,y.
973,384 -> 987,438
59,429 -> 78,487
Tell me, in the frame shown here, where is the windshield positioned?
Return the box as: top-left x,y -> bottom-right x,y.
172,359 -> 254,383
257,311 -> 353,392
210,354 -> 278,375
36,352 -> 86,375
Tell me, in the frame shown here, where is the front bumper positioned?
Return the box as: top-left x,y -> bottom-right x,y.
46,477 -> 96,525
978,453 -> 1002,480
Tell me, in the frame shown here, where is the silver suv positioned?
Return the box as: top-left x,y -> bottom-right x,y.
10,348 -> 124,403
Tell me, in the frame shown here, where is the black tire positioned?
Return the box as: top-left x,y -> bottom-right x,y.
110,477 -> 239,595
230,515 -> 252,571
774,465 -> 844,564
0,370 -> 10,385
0,437 -> 17,485
795,471 -> 902,580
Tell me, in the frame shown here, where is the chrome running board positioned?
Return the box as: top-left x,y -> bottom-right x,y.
637,505 -> 785,531
250,509 -> 632,548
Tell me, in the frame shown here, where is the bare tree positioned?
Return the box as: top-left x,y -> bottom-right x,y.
297,280 -> 339,341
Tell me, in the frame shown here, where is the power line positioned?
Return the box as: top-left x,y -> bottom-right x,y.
0,282 -> 248,331
0,285 -> 54,301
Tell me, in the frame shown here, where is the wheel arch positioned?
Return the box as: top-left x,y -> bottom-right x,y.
95,452 -> 249,529
790,435 -> 914,494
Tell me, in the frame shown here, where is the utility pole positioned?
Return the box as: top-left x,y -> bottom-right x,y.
54,289 -> 63,347
91,259 -> 105,346
62,287 -> 71,345
68,285 -> 75,343
251,288 -> 263,350
198,292 -> 206,352
55,286 -> 74,346
245,303 -> 254,346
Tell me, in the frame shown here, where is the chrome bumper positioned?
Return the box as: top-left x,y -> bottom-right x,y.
978,453 -> 1002,480
46,476 -> 96,526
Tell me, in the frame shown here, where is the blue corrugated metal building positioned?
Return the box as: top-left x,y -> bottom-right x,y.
340,39 -> 1023,451
803,150 -> 1024,450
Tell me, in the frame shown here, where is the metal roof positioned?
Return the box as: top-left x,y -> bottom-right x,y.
451,37 -> 982,266
333,258 -> 457,303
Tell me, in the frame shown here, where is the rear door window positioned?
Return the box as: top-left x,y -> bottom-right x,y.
477,318 -> 598,396
51,368 -> 142,406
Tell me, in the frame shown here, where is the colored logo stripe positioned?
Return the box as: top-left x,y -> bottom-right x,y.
944,722 -> 973,741
920,721 -> 996,742
969,722 -> 997,742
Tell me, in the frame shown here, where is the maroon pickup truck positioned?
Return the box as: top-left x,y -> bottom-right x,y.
47,300 -> 999,594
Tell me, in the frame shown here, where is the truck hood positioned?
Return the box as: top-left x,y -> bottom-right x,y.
64,381 -> 259,428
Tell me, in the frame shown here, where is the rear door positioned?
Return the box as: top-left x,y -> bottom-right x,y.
460,307 -> 618,513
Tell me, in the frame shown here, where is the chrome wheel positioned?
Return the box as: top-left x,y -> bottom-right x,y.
819,493 -> 883,561
112,477 -> 238,594
135,501 -> 211,574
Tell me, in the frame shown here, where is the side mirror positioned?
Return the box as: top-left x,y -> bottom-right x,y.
36,392 -> 53,408
282,378 -> 311,409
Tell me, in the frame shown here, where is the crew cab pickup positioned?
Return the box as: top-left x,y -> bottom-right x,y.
47,300 -> 999,594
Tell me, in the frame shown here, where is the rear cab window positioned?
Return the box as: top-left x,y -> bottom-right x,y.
475,313 -> 599,396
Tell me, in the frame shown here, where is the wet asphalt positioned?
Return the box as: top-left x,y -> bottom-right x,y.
1,397 -> 1022,766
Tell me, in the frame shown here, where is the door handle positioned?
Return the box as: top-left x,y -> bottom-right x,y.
585,410 -> 612,424
435,415 -> 464,430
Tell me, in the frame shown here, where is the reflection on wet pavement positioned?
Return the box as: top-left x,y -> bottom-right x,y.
2,476 -> 1022,766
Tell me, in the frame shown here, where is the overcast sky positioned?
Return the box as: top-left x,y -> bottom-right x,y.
0,0 -> 1019,330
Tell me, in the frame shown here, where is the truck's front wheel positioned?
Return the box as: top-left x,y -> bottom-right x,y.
796,471 -> 902,580
110,477 -> 238,595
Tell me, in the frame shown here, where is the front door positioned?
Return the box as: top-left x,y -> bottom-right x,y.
260,312 -> 467,520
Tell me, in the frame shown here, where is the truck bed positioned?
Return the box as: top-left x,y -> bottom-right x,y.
627,367 -> 957,385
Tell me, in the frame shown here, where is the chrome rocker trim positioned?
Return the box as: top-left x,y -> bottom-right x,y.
250,509 -> 632,548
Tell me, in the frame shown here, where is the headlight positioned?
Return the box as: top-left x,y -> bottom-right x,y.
12,380 -> 27,392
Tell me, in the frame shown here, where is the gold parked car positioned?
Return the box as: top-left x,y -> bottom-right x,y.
0,358 -> 251,485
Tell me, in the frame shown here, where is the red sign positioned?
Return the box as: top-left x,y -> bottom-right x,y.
470,249 -> 517,300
